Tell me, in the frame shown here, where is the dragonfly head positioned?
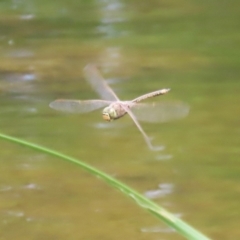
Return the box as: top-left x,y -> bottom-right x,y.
102,106 -> 117,121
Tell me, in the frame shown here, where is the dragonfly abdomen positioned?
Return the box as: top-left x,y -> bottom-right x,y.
111,102 -> 130,119
132,89 -> 170,103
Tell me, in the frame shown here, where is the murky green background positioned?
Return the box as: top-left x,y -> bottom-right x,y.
0,0 -> 240,239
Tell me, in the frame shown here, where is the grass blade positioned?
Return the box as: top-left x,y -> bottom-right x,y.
0,132 -> 211,240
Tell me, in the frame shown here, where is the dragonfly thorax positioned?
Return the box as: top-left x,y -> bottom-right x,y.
102,102 -> 129,121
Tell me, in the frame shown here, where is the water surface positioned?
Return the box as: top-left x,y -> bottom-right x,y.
0,1 -> 240,239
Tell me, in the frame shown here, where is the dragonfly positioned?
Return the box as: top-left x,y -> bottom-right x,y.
49,64 -> 189,150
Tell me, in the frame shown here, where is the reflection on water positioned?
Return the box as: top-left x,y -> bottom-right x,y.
22,183 -> 41,190
93,122 -> 116,129
20,14 -> 35,20
155,154 -> 173,161
0,71 -> 38,111
0,183 -> 41,191
6,49 -> 34,58
2,73 -> 36,83
141,225 -> 175,233
99,47 -> 123,70
145,183 -> 174,199
97,0 -> 127,72
97,0 -> 126,38
3,210 -> 25,218
0,185 -> 13,192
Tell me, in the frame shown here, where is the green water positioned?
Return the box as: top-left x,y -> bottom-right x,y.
0,1 -> 240,239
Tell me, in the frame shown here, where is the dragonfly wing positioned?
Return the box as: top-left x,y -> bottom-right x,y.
84,64 -> 119,101
131,101 -> 190,123
49,99 -> 112,113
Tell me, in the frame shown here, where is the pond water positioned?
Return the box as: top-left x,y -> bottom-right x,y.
0,1 -> 240,239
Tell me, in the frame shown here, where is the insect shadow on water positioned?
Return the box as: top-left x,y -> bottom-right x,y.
50,64 -> 189,151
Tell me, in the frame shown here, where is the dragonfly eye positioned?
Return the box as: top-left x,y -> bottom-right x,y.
103,106 -> 116,121
102,113 -> 111,121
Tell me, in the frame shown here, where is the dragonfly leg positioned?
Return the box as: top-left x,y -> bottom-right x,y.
122,106 -> 164,151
